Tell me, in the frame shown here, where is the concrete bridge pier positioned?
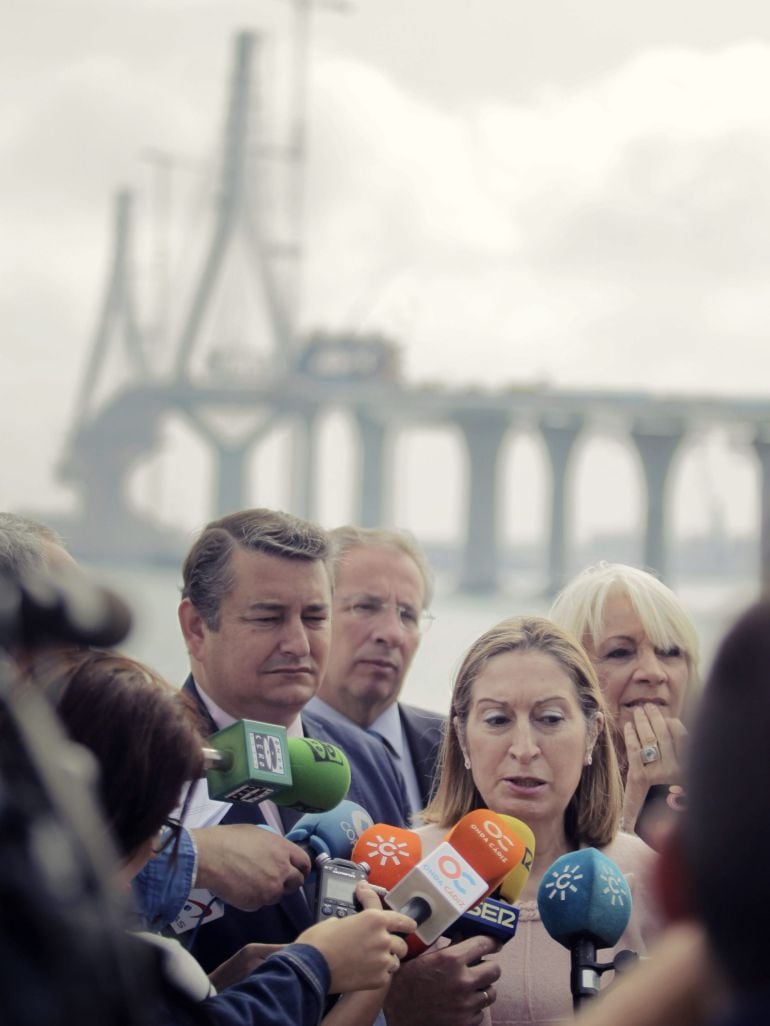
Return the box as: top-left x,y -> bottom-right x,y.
630,419 -> 684,580
355,409 -> 389,528
456,410 -> 510,593
215,441 -> 252,515
291,407 -> 320,520
540,414 -> 583,596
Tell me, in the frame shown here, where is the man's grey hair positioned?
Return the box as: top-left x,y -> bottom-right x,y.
0,512 -> 64,579
329,525 -> 435,609
181,508 -> 331,629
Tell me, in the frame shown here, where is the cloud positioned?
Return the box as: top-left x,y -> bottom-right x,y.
298,41 -> 770,392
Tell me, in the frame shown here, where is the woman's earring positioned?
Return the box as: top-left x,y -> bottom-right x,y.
464,757 -> 471,770
585,752 -> 593,766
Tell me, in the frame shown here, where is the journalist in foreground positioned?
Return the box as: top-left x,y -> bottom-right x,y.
37,649 -> 415,1026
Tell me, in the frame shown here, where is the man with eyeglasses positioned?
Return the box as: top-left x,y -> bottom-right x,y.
307,525 -> 446,816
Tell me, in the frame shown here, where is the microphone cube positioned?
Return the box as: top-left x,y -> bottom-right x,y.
206,720 -> 292,803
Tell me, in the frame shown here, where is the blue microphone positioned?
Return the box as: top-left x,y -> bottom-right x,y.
286,800 -> 374,864
448,895 -> 520,944
537,848 -> 632,1008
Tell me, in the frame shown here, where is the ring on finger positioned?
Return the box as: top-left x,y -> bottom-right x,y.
641,743 -> 660,764
481,989 -> 491,1009
388,954 -> 400,974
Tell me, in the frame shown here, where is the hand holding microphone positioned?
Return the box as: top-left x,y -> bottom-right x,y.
288,799 -> 374,864
297,883 -> 416,993
356,812 -> 518,1026
188,746 -> 357,915
384,934 -> 502,1026
191,823 -> 312,911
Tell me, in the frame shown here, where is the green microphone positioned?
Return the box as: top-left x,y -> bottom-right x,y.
273,737 -> 352,813
203,723 -> 351,811
203,720 -> 291,803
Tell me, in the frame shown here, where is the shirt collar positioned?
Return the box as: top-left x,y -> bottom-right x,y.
308,695 -> 403,756
193,678 -> 303,737
367,702 -> 405,759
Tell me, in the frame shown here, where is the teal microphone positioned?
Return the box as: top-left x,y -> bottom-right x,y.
537,847 -> 633,1009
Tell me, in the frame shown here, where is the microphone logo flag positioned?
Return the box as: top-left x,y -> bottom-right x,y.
537,848 -> 632,953
338,804 -> 375,845
301,738 -> 349,767
249,732 -> 286,775
541,860 -> 628,909
359,830 -> 414,869
415,841 -> 487,913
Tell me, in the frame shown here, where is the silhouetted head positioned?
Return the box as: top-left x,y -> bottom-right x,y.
684,599 -> 770,992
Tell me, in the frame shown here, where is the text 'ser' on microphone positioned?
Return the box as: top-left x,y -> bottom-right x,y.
203,729 -> 350,811
537,847 -> 633,1009
449,816 -> 535,945
385,809 -> 525,947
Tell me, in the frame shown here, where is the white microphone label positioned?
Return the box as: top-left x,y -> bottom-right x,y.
419,842 -> 487,913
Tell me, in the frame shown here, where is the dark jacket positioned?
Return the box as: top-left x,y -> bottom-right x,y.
398,702 -> 446,809
182,678 -> 410,972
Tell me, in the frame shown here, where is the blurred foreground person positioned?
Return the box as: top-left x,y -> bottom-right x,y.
1,522 -> 155,1026
39,648 -> 416,1026
575,600 -> 770,1026
550,562 -> 699,847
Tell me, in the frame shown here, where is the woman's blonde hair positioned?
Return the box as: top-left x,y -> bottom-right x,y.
422,615 -> 622,848
549,561 -> 700,692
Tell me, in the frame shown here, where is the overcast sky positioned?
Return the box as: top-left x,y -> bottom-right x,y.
3,0 -> 770,544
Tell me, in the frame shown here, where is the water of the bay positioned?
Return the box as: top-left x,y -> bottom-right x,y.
91,562 -> 759,717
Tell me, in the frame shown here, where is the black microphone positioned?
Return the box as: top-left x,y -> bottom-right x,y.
0,564 -> 132,649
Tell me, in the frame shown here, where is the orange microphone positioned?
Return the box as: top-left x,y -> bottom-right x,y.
385,809 -> 526,947
352,824 -> 428,958
352,824 -> 423,890
444,808 -> 528,896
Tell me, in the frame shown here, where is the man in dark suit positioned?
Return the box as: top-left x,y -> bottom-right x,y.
307,526 -> 446,816
170,509 -> 410,972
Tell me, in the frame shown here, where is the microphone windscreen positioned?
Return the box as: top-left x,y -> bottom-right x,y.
497,815 -> 536,904
6,564 -> 133,649
445,808 -> 527,893
383,811 -> 524,947
274,736 -> 351,812
287,800 -> 373,859
352,824 -> 422,890
537,847 -> 632,950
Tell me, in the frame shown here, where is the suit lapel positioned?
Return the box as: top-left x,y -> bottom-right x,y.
400,706 -> 433,807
